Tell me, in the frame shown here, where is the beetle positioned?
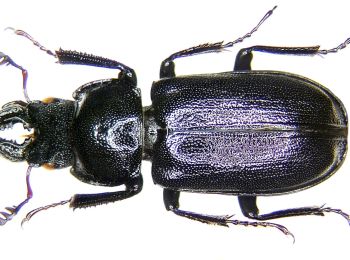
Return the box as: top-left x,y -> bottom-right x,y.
0,6 -> 349,238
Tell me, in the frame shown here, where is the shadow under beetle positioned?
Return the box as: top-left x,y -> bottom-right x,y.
0,6 -> 349,239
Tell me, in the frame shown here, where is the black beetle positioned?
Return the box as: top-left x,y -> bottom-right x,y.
0,7 -> 349,239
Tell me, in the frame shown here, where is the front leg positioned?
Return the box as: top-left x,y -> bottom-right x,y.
70,174 -> 143,209
55,49 -> 136,87
21,174 -> 143,225
4,28 -> 137,101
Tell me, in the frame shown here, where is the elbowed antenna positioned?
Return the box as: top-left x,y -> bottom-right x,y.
2,27 -> 59,102
0,166 -> 33,225
0,52 -> 30,102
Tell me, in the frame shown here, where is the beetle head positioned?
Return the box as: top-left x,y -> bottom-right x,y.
0,100 -> 31,162
0,98 -> 76,168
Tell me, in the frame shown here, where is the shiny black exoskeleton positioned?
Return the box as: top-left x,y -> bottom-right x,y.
0,7 -> 349,238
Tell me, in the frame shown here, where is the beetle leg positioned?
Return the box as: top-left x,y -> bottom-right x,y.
160,6 -> 277,78
234,38 -> 350,70
163,189 -> 294,240
163,189 -> 235,227
6,28 -> 136,86
69,175 -> 143,209
0,166 -> 33,225
54,49 -> 136,86
21,199 -> 70,226
234,46 -> 320,70
238,195 -> 350,225
64,55 -> 137,101
0,52 -> 30,102
5,27 -> 57,57
317,37 -> 350,55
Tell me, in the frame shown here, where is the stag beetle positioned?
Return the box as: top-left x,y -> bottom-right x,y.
0,7 -> 349,239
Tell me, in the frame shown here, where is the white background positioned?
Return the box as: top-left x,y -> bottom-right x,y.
0,0 -> 349,259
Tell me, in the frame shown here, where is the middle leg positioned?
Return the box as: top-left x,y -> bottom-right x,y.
163,189 -> 294,239
159,6 -> 277,78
